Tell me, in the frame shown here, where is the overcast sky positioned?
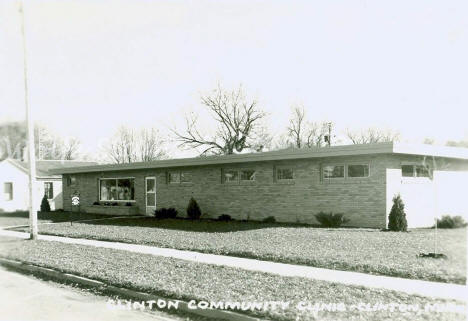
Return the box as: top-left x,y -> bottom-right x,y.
1,0 -> 467,158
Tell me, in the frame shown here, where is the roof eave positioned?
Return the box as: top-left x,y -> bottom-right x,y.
49,143 -> 395,174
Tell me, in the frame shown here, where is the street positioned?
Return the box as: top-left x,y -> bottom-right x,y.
0,265 -> 183,321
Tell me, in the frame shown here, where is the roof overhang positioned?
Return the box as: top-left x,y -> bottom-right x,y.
49,142 -> 468,175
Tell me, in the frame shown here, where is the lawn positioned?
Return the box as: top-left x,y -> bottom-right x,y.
28,217 -> 467,284
0,211 -> 122,228
0,238 -> 464,321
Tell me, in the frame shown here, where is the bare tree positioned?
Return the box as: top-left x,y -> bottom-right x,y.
139,128 -> 167,161
105,126 -> 166,164
346,127 -> 400,144
283,106 -> 330,149
0,122 -> 26,160
446,140 -> 468,148
62,137 -> 81,160
423,137 -> 435,145
36,126 -> 82,160
173,84 -> 268,155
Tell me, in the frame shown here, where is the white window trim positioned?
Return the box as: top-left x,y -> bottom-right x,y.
322,164 -> 345,180
346,163 -> 370,179
44,182 -> 54,199
99,177 -> 136,202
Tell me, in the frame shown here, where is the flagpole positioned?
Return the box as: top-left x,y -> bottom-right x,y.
19,1 -> 38,240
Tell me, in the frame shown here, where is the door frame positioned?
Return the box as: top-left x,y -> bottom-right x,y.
145,176 -> 156,215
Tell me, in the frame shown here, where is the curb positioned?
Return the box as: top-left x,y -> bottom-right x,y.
0,257 -> 264,321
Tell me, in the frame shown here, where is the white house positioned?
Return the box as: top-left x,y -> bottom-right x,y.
0,158 -> 97,212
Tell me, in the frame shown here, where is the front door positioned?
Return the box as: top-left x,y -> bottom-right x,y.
145,177 -> 156,215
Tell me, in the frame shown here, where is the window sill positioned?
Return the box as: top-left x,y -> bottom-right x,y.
276,180 -> 295,185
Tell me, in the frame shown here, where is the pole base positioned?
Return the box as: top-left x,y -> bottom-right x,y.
418,252 -> 447,259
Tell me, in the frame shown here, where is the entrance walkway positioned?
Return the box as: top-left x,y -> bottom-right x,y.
1,229 -> 465,301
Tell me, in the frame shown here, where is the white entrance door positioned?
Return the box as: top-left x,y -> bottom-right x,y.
145,177 -> 156,215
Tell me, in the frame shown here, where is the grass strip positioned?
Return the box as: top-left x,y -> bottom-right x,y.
0,238 -> 465,321
32,218 -> 467,284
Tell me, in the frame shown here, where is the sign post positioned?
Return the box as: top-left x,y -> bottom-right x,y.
71,193 -> 80,226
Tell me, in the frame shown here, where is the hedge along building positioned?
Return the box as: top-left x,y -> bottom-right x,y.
51,142 -> 468,228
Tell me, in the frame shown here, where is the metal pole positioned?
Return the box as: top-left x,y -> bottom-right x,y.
19,2 -> 38,240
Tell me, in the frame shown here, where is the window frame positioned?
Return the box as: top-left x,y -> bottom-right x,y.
401,163 -> 432,178
276,167 -> 294,181
223,169 -> 239,183
180,172 -> 192,183
66,176 -> 76,187
168,171 -> 181,184
44,182 -> 54,199
346,163 -> 370,178
322,164 -> 345,180
4,182 -> 13,201
98,177 -> 136,202
239,169 -> 256,182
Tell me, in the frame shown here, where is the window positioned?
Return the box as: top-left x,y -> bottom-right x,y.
240,170 -> 256,181
347,164 -> 369,178
323,165 -> 344,179
99,178 -> 135,201
401,165 -> 414,177
168,171 -> 192,184
277,168 -> 293,180
66,176 -> 76,186
44,182 -> 54,199
180,172 -> 192,183
415,166 -> 430,177
4,182 -> 13,201
168,172 -> 180,183
401,165 -> 431,178
223,170 -> 238,183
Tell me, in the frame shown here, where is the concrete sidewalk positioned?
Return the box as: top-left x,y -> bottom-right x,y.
1,229 -> 466,301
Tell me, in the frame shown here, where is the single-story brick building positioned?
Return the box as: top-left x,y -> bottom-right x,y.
51,142 -> 468,228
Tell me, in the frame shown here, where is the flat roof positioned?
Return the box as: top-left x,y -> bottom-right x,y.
49,142 -> 468,175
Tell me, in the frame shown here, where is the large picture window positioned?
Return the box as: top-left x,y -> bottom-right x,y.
99,178 -> 135,201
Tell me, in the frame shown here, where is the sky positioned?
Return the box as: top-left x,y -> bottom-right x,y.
1,0 -> 467,158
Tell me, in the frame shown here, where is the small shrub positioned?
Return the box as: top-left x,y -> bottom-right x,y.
218,214 -> 232,221
111,202 -> 118,206
40,194 -> 51,212
103,202 -> 111,206
125,202 -> 132,206
155,208 -> 178,219
436,215 -> 467,229
186,197 -> 201,220
314,212 -> 349,228
388,194 -> 407,232
92,201 -> 100,205
262,216 -> 276,223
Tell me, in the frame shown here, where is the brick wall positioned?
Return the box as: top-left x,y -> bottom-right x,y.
63,154 -> 392,228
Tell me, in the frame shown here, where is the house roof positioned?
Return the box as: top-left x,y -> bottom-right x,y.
5,159 -> 98,178
48,142 -> 468,175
